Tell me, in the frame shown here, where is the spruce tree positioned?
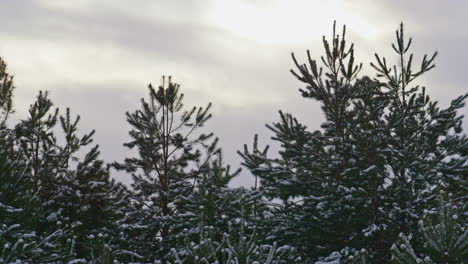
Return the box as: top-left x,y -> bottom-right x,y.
113,76 -> 221,261
13,89 -> 127,261
240,22 -> 467,263
55,109 -> 128,261
240,22 -> 365,261
0,136 -> 75,263
0,57 -> 75,263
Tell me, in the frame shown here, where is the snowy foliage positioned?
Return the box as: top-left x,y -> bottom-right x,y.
1,22 -> 467,263
391,194 -> 467,263
240,22 -> 467,262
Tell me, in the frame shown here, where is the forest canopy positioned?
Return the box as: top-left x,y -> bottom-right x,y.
0,23 -> 467,264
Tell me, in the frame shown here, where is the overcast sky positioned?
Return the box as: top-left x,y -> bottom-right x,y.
1,0 -> 467,186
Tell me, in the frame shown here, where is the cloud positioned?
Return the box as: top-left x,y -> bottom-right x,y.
0,0 -> 466,186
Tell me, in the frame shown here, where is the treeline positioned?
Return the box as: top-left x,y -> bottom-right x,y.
0,23 -> 466,264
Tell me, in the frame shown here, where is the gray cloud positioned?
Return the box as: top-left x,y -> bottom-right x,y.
1,0 -> 466,186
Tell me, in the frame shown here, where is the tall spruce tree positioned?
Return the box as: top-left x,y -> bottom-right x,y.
240,22 -> 365,261
13,89 -> 127,261
113,76 -> 221,261
240,22 -> 467,263
0,57 -> 75,263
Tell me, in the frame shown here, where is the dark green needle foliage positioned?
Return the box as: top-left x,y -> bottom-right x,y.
14,92 -> 127,262
113,76 -> 221,261
240,22 -> 467,263
391,193 -> 467,264
0,58 -> 74,263
0,57 -> 128,263
0,19 -> 466,264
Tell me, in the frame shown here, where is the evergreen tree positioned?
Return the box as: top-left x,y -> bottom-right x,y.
113,76 -> 220,261
52,108 -> 128,261
14,91 -> 61,202
240,22 -> 366,261
0,139 -> 75,263
240,22 -> 467,263
0,57 -> 75,263
13,86 -> 127,261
